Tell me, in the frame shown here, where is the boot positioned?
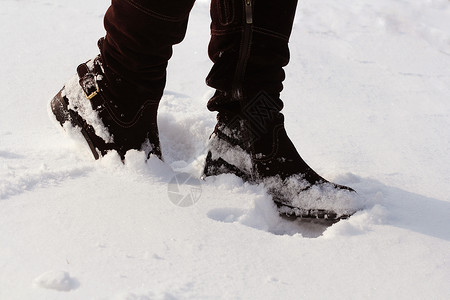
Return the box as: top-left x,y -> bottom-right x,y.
203,0 -> 358,219
50,46 -> 161,160
50,0 -> 195,160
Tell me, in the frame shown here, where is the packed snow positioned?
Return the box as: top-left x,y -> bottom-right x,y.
33,270 -> 78,292
1,0 -> 450,299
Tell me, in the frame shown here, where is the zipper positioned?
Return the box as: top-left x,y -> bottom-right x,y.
233,0 -> 256,180
233,0 -> 253,100
245,0 -> 253,24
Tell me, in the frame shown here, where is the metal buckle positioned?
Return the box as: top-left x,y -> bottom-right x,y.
85,85 -> 99,100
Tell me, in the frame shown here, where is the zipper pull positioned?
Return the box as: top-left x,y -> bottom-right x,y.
245,0 -> 253,24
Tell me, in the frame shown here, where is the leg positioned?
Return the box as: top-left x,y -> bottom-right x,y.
203,0 -> 359,218
102,0 -> 196,100
50,0 -> 195,160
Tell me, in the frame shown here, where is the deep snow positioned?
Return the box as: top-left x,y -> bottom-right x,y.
1,0 -> 450,299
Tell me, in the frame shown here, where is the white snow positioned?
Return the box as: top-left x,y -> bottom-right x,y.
1,0 -> 450,299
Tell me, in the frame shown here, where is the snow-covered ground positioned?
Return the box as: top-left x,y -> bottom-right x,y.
1,0 -> 450,299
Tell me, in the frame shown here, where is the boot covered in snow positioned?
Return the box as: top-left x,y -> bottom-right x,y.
204,91 -> 358,219
50,42 -> 161,160
203,0 -> 359,219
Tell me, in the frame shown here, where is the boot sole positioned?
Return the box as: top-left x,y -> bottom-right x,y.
274,199 -> 354,220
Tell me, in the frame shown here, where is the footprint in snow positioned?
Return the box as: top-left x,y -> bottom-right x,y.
207,208 -> 246,223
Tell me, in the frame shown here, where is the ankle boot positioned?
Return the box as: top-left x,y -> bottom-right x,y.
50,0 -> 195,160
203,0 -> 358,218
50,44 -> 161,160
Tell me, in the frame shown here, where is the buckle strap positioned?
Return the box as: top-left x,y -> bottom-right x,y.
77,60 -> 100,101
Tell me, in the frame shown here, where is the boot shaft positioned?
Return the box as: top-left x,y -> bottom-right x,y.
207,0 -> 298,107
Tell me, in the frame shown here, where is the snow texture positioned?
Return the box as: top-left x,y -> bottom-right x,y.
1,0 -> 450,299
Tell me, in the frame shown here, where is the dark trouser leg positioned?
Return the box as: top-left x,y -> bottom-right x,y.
102,0 -> 196,101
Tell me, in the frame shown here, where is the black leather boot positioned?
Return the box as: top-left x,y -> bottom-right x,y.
50,43 -> 161,160
203,0 -> 358,219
